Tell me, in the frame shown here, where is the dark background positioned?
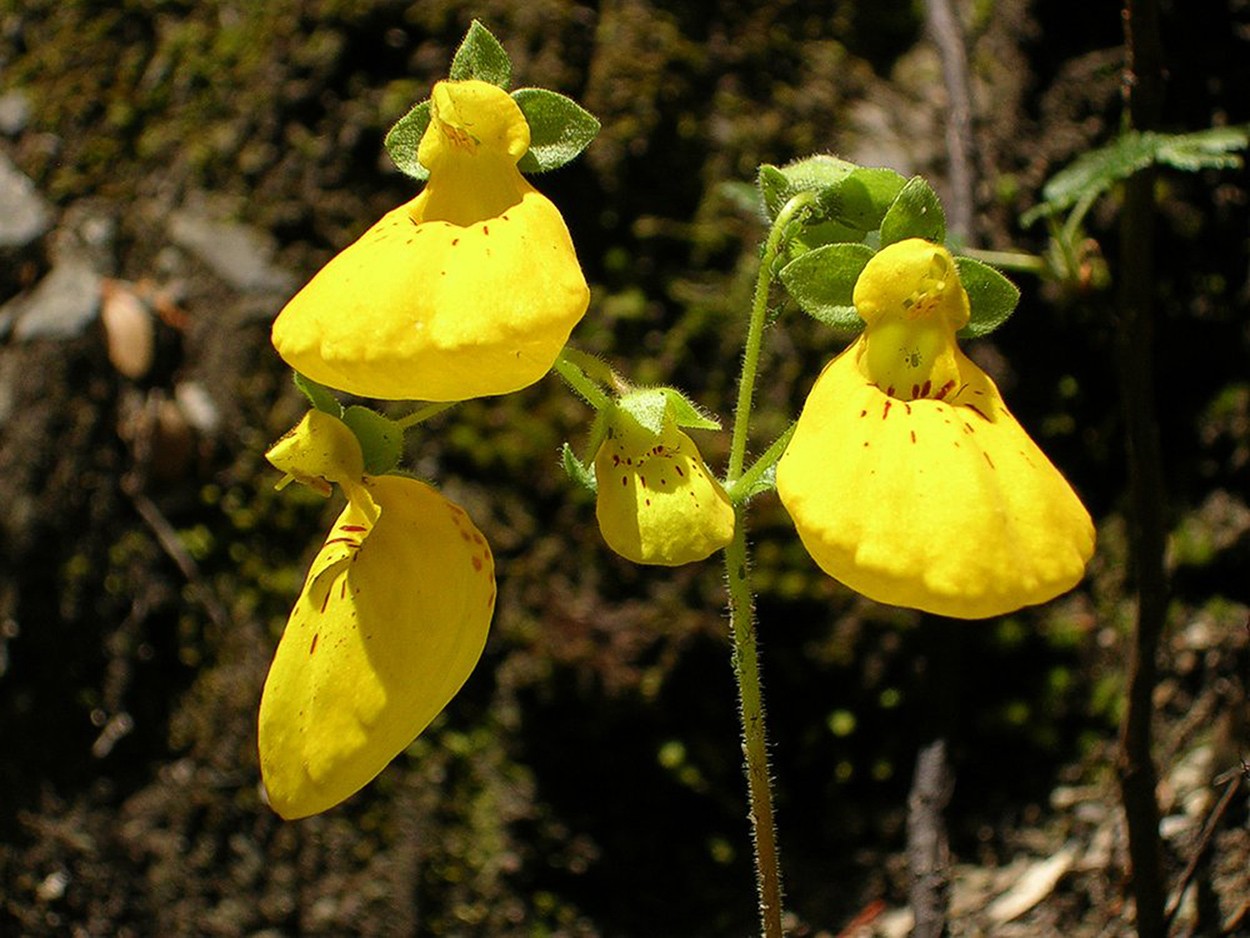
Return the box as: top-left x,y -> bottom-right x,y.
1,1 -> 1248,934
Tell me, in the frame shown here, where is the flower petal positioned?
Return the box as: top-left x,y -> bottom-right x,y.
272,80 -> 589,402
258,477 -> 495,818
594,416 -> 734,565
777,343 -> 1094,618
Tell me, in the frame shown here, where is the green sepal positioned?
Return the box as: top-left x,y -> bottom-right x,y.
561,441 -> 598,493
759,157 -> 906,233
879,176 -> 946,246
513,88 -> 600,173
384,100 -> 432,181
293,372 -> 343,417
617,387 -> 720,437
448,19 -> 512,88
341,405 -> 404,475
955,256 -> 1021,338
661,388 -> 721,431
779,242 -> 875,332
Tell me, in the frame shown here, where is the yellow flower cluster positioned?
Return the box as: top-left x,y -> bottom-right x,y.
261,78 -> 589,817
777,239 -> 1095,619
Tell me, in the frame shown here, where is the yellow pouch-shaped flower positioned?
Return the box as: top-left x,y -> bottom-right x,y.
272,79 -> 590,402
777,239 -> 1094,619
594,413 -> 734,565
260,412 -> 495,818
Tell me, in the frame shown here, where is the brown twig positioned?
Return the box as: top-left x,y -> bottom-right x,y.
925,0 -> 976,243
1163,770 -> 1244,928
1113,1 -> 1169,936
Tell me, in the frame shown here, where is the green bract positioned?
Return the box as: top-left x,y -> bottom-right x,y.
448,19 -> 511,87
879,176 -> 946,246
341,406 -> 404,476
384,20 -> 600,181
954,257 -> 1021,338
779,242 -> 874,332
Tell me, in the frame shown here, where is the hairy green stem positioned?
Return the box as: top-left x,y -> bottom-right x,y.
554,351 -> 613,410
727,192 -> 815,483
723,519 -> 783,938
721,194 -> 812,937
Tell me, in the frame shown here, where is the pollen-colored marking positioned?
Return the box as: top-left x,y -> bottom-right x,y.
309,633 -> 319,655
984,452 -> 996,469
882,400 -> 893,419
967,404 -> 990,421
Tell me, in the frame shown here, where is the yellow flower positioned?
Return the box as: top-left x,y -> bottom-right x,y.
260,411 -> 495,818
776,239 -> 1094,619
271,79 -> 590,402
594,411 -> 734,565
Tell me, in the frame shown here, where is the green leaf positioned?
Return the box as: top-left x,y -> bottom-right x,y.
448,19 -> 511,88
293,372 -> 343,417
779,242 -> 875,331
955,257 -> 1021,338
560,442 -> 597,493
1155,125 -> 1248,171
341,406 -> 404,475
512,88 -> 600,173
879,176 -> 946,245
1023,126 -> 1248,225
384,99 -> 432,181
661,388 -> 721,430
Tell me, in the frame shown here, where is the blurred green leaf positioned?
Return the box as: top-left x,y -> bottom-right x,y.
1022,126 -> 1249,225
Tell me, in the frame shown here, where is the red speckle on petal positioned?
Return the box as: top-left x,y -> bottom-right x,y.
984,452 -> 996,470
482,224 -> 490,235
882,400 -> 892,419
967,403 -> 989,421
910,430 -> 917,444
309,634 -> 319,655
472,555 -> 483,572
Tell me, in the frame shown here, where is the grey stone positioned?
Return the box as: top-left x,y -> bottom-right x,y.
5,260 -> 102,341
167,207 -> 296,295
0,152 -> 52,250
0,91 -> 31,136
